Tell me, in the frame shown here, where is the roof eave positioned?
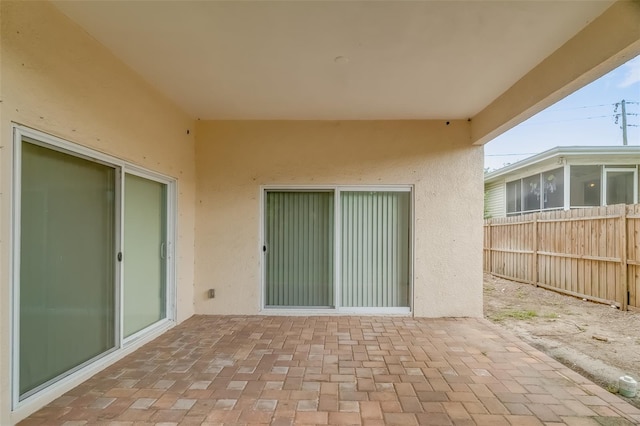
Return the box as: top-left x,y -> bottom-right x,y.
484,145 -> 640,183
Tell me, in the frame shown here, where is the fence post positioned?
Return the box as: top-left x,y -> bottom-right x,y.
532,215 -> 538,287
620,205 -> 628,311
488,220 -> 493,274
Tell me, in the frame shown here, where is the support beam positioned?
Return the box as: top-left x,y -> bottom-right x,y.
471,0 -> 640,146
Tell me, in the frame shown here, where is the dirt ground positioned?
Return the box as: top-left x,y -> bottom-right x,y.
483,273 -> 640,408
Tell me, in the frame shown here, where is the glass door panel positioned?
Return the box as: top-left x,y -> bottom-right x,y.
265,192 -> 334,307
123,174 -> 167,337
20,139 -> 116,398
341,191 -> 410,307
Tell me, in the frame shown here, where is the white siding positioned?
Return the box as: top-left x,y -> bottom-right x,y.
484,181 -> 505,218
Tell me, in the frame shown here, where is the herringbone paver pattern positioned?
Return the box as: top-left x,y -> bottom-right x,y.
20,316 -> 640,425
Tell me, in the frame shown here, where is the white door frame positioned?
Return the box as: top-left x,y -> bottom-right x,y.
259,185 -> 414,315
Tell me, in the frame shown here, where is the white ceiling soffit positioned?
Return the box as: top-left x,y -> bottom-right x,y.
53,1 -> 613,120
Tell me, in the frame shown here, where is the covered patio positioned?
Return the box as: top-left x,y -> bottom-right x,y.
3,1 -> 640,423
21,316 -> 640,425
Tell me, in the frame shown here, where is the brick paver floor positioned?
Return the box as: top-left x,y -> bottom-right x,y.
20,315 -> 640,425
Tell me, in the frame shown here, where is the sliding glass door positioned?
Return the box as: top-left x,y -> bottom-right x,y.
263,188 -> 411,311
19,139 -> 116,397
14,127 -> 175,405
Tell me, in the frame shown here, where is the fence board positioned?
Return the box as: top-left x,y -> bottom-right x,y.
483,204 -> 639,310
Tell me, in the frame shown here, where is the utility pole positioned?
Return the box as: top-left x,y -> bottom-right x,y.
621,99 -> 628,146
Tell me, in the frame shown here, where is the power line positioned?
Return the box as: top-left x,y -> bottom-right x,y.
521,114 -> 614,126
546,101 -> 639,113
547,103 -> 611,112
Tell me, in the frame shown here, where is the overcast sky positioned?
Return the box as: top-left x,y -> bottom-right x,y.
484,55 -> 640,171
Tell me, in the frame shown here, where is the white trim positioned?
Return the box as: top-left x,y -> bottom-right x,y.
259,187 -> 266,313
335,185 -> 413,192
123,318 -> 173,347
11,127 -> 23,410
125,163 -> 177,185
409,188 -> 415,314
261,184 -> 412,192
259,184 -> 414,313
563,163 -> 570,210
166,180 -> 178,323
633,166 -> 638,204
10,124 -> 178,416
485,146 -> 640,182
333,189 -> 340,309
601,165 -> 605,206
260,307 -> 411,316
16,126 -> 127,169
116,167 -> 124,352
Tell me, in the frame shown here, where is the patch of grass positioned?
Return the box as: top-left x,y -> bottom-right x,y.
542,313 -> 559,319
489,309 -> 538,322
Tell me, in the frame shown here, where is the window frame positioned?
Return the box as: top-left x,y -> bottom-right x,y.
603,166 -> 638,206
505,180 -> 522,216
569,165 -> 602,208
506,167 -> 568,215
259,185 -> 414,315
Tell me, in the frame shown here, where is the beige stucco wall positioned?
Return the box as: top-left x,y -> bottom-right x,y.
194,120 -> 484,318
0,1 -> 196,422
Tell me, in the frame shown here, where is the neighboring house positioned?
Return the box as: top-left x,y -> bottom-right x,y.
1,1 -> 639,423
484,146 -> 640,218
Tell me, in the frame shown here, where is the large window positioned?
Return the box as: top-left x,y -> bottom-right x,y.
263,188 -> 411,311
507,168 -> 564,214
13,126 -> 175,406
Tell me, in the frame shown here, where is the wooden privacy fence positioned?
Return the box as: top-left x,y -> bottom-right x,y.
483,204 -> 640,311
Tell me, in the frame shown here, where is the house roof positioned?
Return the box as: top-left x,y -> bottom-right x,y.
484,145 -> 640,183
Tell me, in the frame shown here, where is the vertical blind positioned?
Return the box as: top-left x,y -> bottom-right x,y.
265,189 -> 410,309
341,192 -> 410,307
265,192 -> 334,307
